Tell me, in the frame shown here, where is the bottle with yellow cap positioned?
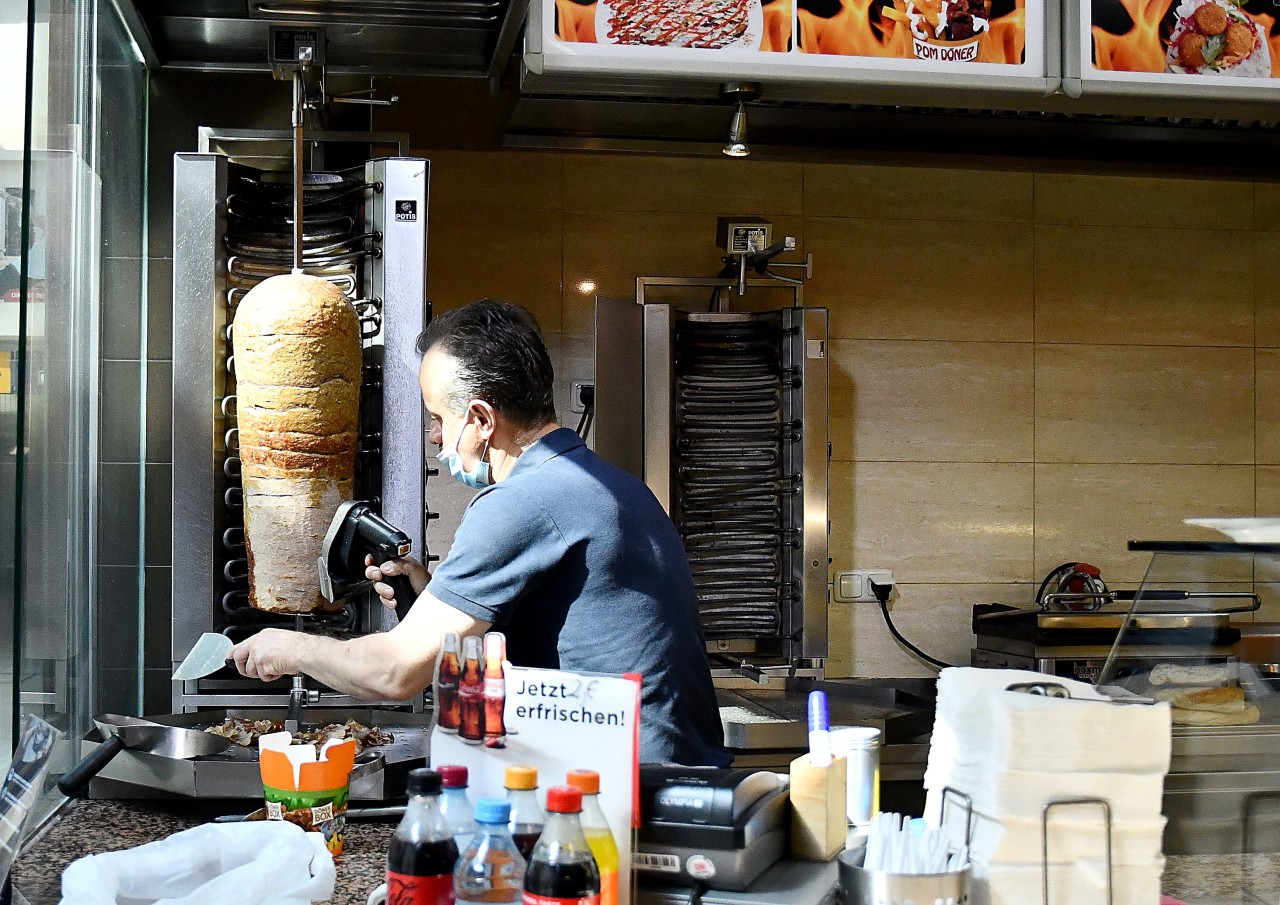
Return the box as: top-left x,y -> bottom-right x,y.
566,770 -> 618,905
505,764 -> 544,861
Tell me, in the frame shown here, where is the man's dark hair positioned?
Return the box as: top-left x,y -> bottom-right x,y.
416,299 -> 557,428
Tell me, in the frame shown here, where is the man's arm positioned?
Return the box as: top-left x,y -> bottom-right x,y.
230,590 -> 491,701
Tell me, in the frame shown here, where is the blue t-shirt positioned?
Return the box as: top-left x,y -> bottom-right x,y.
427,428 -> 731,767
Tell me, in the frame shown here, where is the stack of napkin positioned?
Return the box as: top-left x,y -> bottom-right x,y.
925,667 -> 1172,905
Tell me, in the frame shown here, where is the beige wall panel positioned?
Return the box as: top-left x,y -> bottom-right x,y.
1257,466 -> 1280,514
1036,174 -> 1252,229
1035,344 -> 1254,465
423,150 -> 563,210
838,584 -> 1033,678
1257,232 -> 1280,347
829,339 -> 1033,463
806,218 -> 1034,342
803,165 -> 1033,223
829,460 -> 1034,583
1035,225 -> 1252,347
1259,350 -> 1280,464
427,207 -> 564,331
1033,463 -> 1255,583
562,154 -> 803,215
1255,183 -> 1280,231
562,210 -> 804,334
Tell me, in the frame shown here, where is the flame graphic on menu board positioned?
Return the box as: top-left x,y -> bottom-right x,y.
1091,0 -> 1280,74
796,0 -> 1025,63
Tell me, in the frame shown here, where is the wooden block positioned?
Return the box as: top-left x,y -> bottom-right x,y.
789,752 -> 847,861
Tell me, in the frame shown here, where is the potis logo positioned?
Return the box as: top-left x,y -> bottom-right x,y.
394,200 -> 417,222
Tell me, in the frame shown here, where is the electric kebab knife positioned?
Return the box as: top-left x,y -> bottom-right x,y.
318,500 -> 418,622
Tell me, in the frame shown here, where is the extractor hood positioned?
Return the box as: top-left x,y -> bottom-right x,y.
120,0 -> 527,78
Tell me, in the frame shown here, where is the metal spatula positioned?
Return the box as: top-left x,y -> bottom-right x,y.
173,632 -> 235,680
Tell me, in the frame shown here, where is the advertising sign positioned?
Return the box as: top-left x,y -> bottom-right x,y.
529,0 -> 1054,88
1071,0 -> 1280,95
432,657 -> 642,905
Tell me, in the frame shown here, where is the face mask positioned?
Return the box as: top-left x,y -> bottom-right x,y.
437,417 -> 492,489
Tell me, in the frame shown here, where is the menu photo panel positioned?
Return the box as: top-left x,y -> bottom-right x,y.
1075,0 -> 1280,94
532,0 -> 1053,87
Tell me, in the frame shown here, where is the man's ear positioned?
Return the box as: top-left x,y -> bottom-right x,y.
469,399 -> 499,440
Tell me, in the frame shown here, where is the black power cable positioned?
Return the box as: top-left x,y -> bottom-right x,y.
870,579 -> 955,670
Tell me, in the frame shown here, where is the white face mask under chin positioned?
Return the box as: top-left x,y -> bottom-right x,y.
436,418 -> 492,488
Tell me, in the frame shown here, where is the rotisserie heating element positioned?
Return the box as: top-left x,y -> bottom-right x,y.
596,296 -> 829,680
674,317 -> 799,639
171,149 -> 430,713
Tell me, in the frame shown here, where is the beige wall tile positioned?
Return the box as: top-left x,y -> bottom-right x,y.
1035,344 -> 1254,464
828,583 -> 1033,678
804,165 -> 1033,223
1256,183 -> 1280,231
1033,464 -> 1255,583
806,218 -> 1034,341
1257,232 -> 1280,347
829,340 -> 1033,463
562,210 -> 804,334
1036,173 -> 1252,229
423,150 -> 562,209
563,154 -> 803,215
1259,350 -> 1280,464
1257,467 -> 1280,514
427,207 -> 564,331
1035,225 -> 1253,347
829,460 -> 1034,583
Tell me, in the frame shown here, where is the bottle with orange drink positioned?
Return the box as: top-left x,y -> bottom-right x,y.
565,769 -> 619,905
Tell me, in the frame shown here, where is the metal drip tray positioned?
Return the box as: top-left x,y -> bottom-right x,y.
81,708 -> 430,800
718,681 -> 934,751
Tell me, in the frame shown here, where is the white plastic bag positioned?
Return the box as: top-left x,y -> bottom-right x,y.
59,820 -> 336,905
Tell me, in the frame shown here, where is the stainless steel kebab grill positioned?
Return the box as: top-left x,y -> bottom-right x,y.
171,143 -> 431,715
594,225 -> 829,684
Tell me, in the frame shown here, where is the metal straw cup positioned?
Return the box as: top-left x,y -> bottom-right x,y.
837,847 -> 970,905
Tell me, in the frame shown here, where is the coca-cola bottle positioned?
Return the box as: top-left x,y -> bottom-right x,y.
387,768 -> 460,905
483,632 -> 507,748
522,786 -> 600,905
459,635 -> 485,743
437,633 -> 462,734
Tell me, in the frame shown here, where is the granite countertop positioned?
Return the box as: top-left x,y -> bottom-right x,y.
15,799 -> 1280,905
11,799 -> 395,905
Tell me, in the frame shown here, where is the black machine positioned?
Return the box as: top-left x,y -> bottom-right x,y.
318,500 -> 417,621
635,766 -> 790,893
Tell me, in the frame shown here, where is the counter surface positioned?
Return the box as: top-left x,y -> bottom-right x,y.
12,799 -> 393,905
12,799 -> 1280,905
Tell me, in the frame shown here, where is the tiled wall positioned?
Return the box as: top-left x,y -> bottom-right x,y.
420,149 -> 1280,679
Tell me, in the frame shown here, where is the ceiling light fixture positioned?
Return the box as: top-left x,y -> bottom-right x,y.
720,82 -> 761,159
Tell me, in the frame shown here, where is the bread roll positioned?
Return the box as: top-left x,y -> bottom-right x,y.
232,273 -> 361,613
1148,663 -> 1236,687
1172,703 -> 1260,727
1153,685 -> 1246,713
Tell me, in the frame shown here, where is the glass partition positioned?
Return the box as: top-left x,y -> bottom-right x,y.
2,0 -> 147,788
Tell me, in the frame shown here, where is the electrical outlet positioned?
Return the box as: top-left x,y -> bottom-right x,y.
570,379 -> 594,414
832,569 -> 894,603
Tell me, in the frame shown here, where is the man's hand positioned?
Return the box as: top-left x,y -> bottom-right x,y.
229,628 -> 305,682
365,554 -> 429,610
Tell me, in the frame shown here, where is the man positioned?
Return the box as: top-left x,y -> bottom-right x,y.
232,299 -> 731,766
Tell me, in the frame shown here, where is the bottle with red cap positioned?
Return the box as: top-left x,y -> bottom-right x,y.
522,785 -> 601,905
387,767 -> 459,905
439,764 -> 479,852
